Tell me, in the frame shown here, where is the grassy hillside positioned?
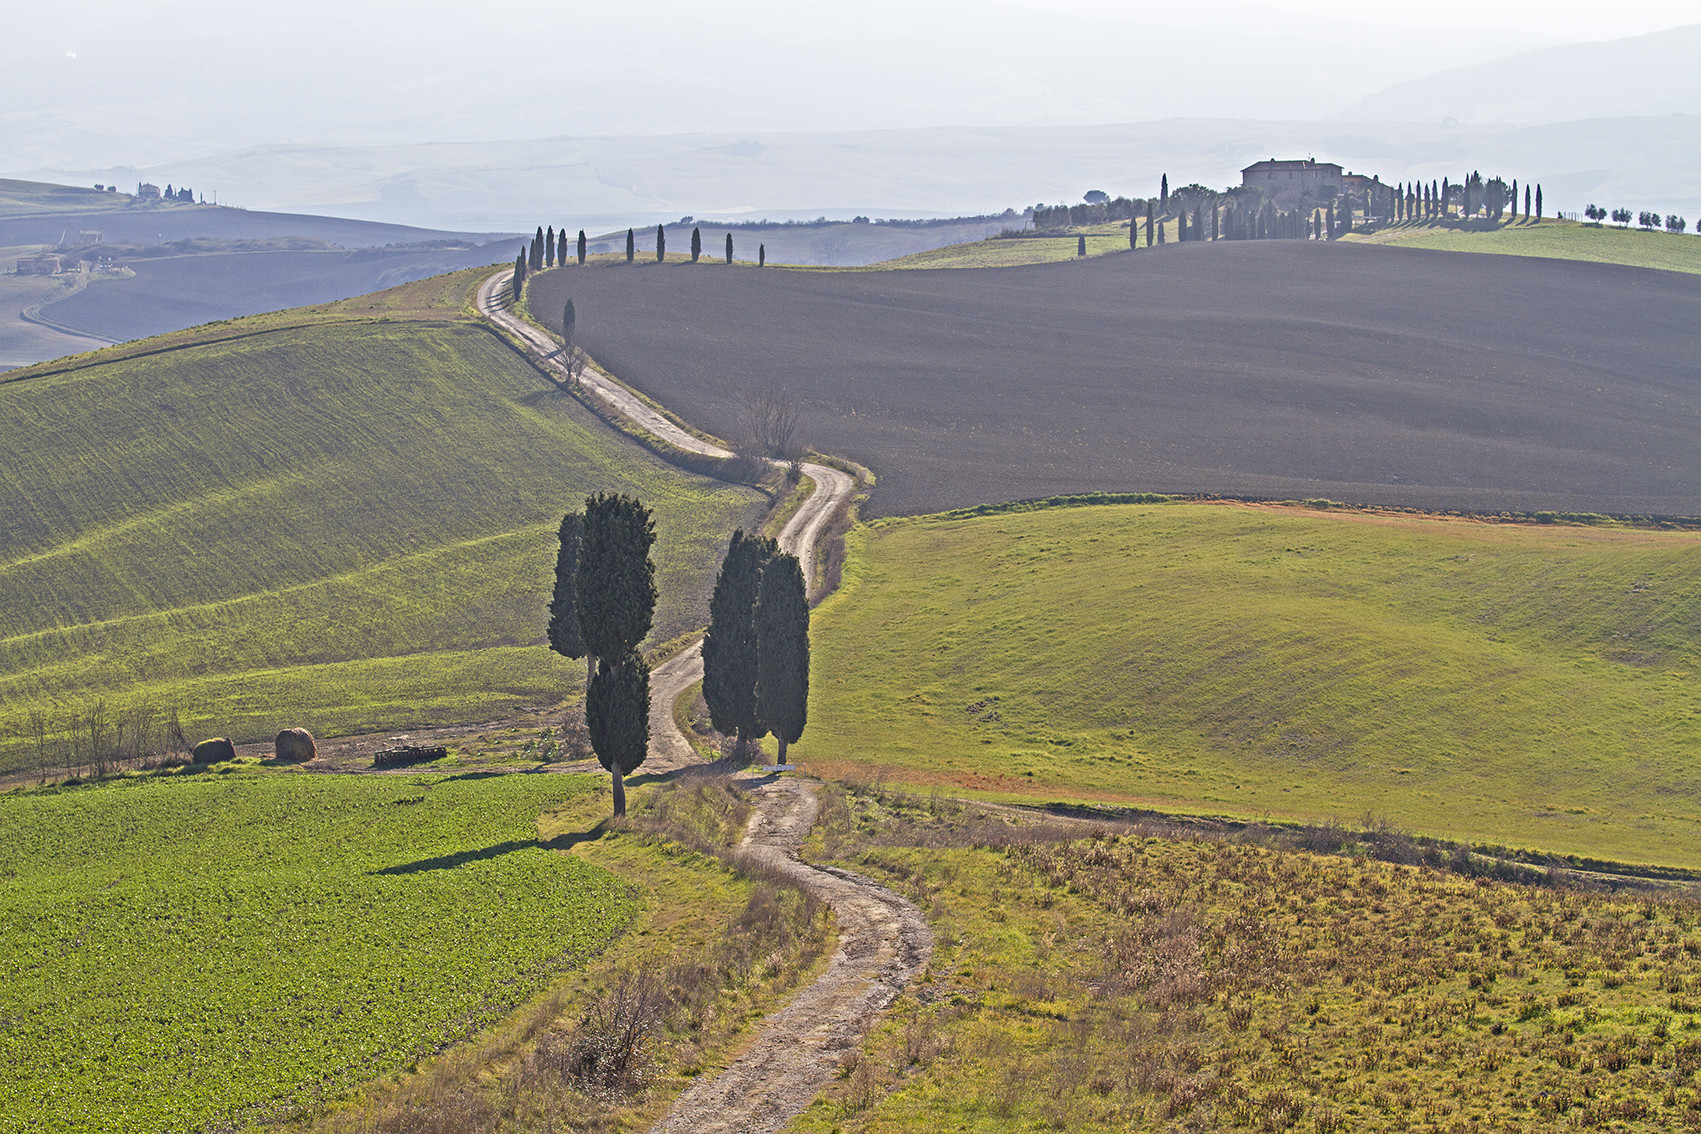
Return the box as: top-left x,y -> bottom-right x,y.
794,501 -> 1701,866
0,768 -> 631,1133
873,224 -> 1150,269
0,278 -> 765,774
1346,218 -> 1701,275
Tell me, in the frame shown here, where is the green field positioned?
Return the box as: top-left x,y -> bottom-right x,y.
794,501 -> 1701,867
0,283 -> 765,774
795,786 -> 1701,1133
876,223 -> 1156,269
1346,218 -> 1701,275
0,768 -> 633,1133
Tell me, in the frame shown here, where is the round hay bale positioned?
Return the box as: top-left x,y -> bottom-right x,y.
192,737 -> 236,765
274,727 -> 317,763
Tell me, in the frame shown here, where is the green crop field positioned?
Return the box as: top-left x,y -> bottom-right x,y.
876,224 -> 1158,269
0,285 -> 765,774
1346,219 -> 1701,275
795,786 -> 1701,1133
0,767 -> 633,1133
794,500 -> 1701,867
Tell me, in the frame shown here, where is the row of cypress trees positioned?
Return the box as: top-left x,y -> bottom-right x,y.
701,530 -> 810,764
520,225 -> 766,276
547,494 -> 658,817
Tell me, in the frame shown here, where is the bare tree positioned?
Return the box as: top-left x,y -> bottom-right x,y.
741,384 -> 803,462
560,345 -> 588,387
87,699 -> 110,778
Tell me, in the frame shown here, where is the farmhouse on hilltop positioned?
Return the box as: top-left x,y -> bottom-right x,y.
1241,158 -> 1344,204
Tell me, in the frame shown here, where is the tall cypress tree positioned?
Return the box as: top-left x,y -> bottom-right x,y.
547,512 -> 588,687
759,243 -> 766,267
546,225 -> 555,267
1326,202 -> 1336,240
1524,185 -> 1532,220
1129,218 -> 1138,250
626,228 -> 635,263
1145,203 -> 1154,247
1194,205 -> 1205,241
1160,174 -> 1169,214
563,298 -> 576,348
702,529 -> 779,754
513,251 -> 527,301
578,229 -> 588,266
587,651 -> 649,816
576,493 -> 656,669
725,232 -> 734,264
1211,205 -> 1220,241
1535,184 -> 1543,220
1177,211 -> 1187,242
656,224 -> 666,262
754,553 -> 809,764
1510,180 -> 1518,224
691,226 -> 702,262
1077,234 -> 1086,257
557,228 -> 568,266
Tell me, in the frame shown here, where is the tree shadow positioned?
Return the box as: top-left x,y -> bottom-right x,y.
373,839 -> 537,875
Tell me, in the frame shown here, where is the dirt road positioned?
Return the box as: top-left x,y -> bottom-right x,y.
480,267 -> 925,1131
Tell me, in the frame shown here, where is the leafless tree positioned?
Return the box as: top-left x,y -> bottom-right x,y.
741,384 -> 802,462
560,345 -> 588,388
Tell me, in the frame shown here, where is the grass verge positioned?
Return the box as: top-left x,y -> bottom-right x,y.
1345,218 -> 1701,275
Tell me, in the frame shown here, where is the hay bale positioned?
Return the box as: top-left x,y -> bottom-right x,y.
192,737 -> 236,764
274,727 -> 317,763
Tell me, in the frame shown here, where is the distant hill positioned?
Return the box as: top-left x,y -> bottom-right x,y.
0,179 -> 519,368
1349,24 -> 1701,124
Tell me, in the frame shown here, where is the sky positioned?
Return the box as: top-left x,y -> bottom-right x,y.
5,0 -> 1698,170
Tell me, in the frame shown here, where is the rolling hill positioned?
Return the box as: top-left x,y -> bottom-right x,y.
0,269 -> 766,775
529,242 -> 1701,519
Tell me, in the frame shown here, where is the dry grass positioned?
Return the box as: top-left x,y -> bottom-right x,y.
793,785 -> 1701,1133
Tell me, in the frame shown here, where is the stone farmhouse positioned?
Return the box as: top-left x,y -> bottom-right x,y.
1241,159 -> 1344,204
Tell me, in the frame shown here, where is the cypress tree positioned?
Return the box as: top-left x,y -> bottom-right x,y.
1211,206 -> 1220,241
1145,203 -> 1154,247
563,298 -> 576,348
1194,205 -> 1205,241
586,651 -> 649,816
759,243 -> 766,267
558,228 -> 568,266
1326,202 -> 1336,240
1077,234 -> 1086,257
726,232 -> 733,264
656,224 -> 666,262
546,225 -> 555,267
626,228 -> 635,263
1442,177 -> 1450,217
578,229 -> 588,266
513,251 -> 526,301
702,529 -> 779,754
1535,184 -> 1543,219
1525,185 -> 1532,220
1160,174 -> 1169,214
1510,180 -> 1518,223
754,553 -> 809,764
691,226 -> 702,262
1177,211 -> 1187,242
1129,218 -> 1138,250
546,512 -> 588,687
576,492 -> 656,669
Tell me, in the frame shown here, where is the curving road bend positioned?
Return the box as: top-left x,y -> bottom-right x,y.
479,267 -> 926,1131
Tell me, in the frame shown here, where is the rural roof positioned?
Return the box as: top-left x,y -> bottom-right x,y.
1242,159 -> 1341,173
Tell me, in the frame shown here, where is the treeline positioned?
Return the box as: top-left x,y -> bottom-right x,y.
1032,169 -> 1548,241
1583,205 -> 1688,234
19,701 -> 194,783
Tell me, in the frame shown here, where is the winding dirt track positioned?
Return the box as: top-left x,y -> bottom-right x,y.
479,268 -> 927,1131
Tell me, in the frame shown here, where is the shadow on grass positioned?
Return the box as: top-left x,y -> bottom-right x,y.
374,839 -> 538,874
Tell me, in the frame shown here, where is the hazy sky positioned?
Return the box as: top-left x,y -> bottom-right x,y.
5,0 -> 1697,173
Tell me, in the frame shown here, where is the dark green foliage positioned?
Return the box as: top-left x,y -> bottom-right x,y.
626,228 -> 635,263
546,225 -> 555,267
1077,234 -> 1086,257
563,299 -> 577,348
1145,203 -> 1154,246
586,652 -> 649,814
578,229 -> 588,266
1193,205 -> 1205,241
754,553 -> 809,761
725,232 -> 733,264
557,228 -> 567,266
1536,184 -> 1543,219
1160,174 -> 1169,213
513,251 -> 526,301
576,493 -> 656,665
1177,211 -> 1187,241
691,227 -> 702,263
656,224 -> 666,262
547,512 -> 586,663
1211,206 -> 1219,241
1525,185 -> 1532,220
1129,219 -> 1137,250
702,530 -> 779,744
759,243 -> 765,267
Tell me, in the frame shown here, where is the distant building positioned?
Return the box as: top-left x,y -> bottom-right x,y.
1241,158 -> 1344,204
17,253 -> 62,276
136,182 -> 161,199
